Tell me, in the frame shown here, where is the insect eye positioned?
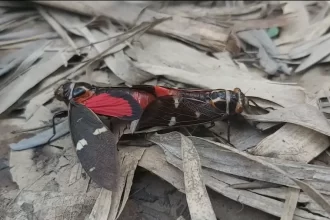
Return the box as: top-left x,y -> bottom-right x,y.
72,87 -> 86,98
210,91 -> 226,100
210,92 -> 218,99
231,93 -> 238,101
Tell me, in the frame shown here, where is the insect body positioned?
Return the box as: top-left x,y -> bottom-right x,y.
54,82 -> 246,190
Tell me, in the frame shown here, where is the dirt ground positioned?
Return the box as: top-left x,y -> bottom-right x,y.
0,156 -> 279,220
120,170 -> 279,220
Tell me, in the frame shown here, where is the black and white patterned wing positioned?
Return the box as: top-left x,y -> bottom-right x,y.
136,95 -> 228,130
68,101 -> 118,190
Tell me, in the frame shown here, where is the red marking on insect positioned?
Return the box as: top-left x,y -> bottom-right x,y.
83,94 -> 133,118
154,86 -> 173,97
233,88 -> 244,114
74,90 -> 95,103
131,91 -> 156,109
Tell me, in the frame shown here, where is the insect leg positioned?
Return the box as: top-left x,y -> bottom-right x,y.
211,130 -> 236,148
47,111 -> 68,147
204,121 -> 215,129
227,120 -> 231,143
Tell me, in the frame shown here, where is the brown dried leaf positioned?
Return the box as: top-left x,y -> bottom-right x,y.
36,5 -> 80,54
201,137 -> 330,216
142,145 -> 327,219
34,1 -> 229,51
179,134 -> 216,220
0,49 -> 75,115
295,38 -> 330,73
245,104 -> 330,137
280,188 -> 300,220
249,124 -> 330,163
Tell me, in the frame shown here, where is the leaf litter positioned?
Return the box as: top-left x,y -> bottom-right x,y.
2,1 -> 330,220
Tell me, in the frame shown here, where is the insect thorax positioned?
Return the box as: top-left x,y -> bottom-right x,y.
209,90 -> 239,115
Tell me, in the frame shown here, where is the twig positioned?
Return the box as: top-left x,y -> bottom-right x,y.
84,17 -> 171,65
11,121 -> 63,134
66,17 -> 171,53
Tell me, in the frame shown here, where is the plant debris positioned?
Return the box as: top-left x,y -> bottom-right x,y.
2,1 -> 330,220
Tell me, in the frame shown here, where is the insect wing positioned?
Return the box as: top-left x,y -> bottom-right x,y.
84,91 -> 143,120
68,101 -> 118,190
136,95 -> 227,130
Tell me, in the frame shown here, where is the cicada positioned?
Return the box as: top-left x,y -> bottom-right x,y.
53,81 -> 251,190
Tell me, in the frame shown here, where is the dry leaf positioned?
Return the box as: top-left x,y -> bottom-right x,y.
13,41 -> 50,76
101,147 -> 146,220
138,146 -> 185,192
0,40 -> 46,77
233,14 -> 294,32
87,70 -> 124,87
281,188 -> 300,220
157,2 -> 268,18
295,38 -> 330,73
0,11 -> 37,26
245,104 -> 330,136
209,120 -> 268,151
199,136 -> 330,216
249,123 -> 330,162
125,34 -> 255,80
89,189 -> 113,220
275,2 -> 310,46
179,134 -> 217,220
289,33 -> 330,60
36,5 -> 80,54
237,29 -> 291,75
34,1 -> 229,51
143,144 -> 327,220
302,15 -> 330,42
149,132 -> 330,192
0,49 -> 75,115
